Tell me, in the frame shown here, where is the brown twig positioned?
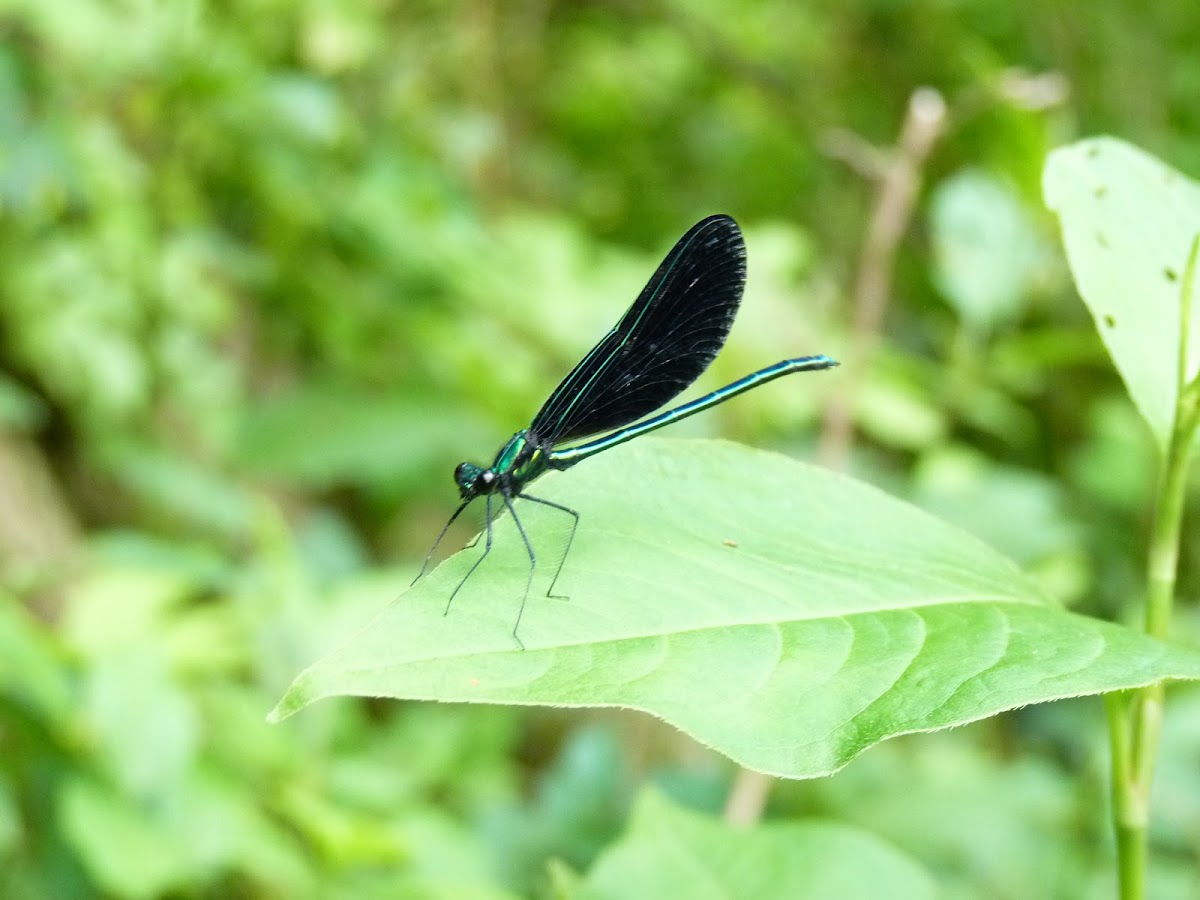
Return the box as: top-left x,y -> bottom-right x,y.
0,431 -> 83,615
818,87 -> 946,468
723,88 -> 946,828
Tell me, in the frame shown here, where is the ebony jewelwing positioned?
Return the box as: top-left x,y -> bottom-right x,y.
415,214 -> 838,647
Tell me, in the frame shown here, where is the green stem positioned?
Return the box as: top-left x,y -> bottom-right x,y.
1108,234 -> 1200,900
1106,691 -> 1145,900
1111,400 -> 1194,898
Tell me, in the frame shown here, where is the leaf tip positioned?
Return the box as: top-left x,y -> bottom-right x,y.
267,677 -> 319,724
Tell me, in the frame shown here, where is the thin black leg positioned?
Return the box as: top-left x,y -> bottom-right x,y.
518,493 -> 579,600
413,498 -> 475,585
502,493 -> 535,650
446,493 -> 494,616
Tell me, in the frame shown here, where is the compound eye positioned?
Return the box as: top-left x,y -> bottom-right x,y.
454,462 -> 488,497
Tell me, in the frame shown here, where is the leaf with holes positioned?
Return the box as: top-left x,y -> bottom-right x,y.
270,439 -> 1200,778
1044,136 -> 1200,448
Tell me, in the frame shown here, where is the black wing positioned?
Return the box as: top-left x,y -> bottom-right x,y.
530,214 -> 746,446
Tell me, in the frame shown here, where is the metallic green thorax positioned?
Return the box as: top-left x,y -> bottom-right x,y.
454,430 -> 555,501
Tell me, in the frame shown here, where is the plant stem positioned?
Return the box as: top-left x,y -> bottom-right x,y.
1110,398 -> 1194,897
1108,235 -> 1200,899
1106,690 -> 1144,900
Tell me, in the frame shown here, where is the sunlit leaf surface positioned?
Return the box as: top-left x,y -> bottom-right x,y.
272,439 -> 1200,777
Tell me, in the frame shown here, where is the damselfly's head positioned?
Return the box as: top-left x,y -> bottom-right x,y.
454,462 -> 494,500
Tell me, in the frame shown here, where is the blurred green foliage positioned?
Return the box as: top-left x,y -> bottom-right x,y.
1,1 -> 1199,897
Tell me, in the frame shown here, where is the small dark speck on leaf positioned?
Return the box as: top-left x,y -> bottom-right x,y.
1165,267 -> 1179,282
1104,314 -> 1117,328
1094,185 -> 1108,198
1096,232 -> 1110,247
1086,145 -> 1101,159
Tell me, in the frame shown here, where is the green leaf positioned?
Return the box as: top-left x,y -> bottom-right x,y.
58,770 -> 313,898
59,776 -> 192,899
0,597 -> 73,729
81,650 -> 200,800
1043,136 -> 1200,448
576,789 -> 936,900
270,440 -> 1200,778
930,168 -> 1044,332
